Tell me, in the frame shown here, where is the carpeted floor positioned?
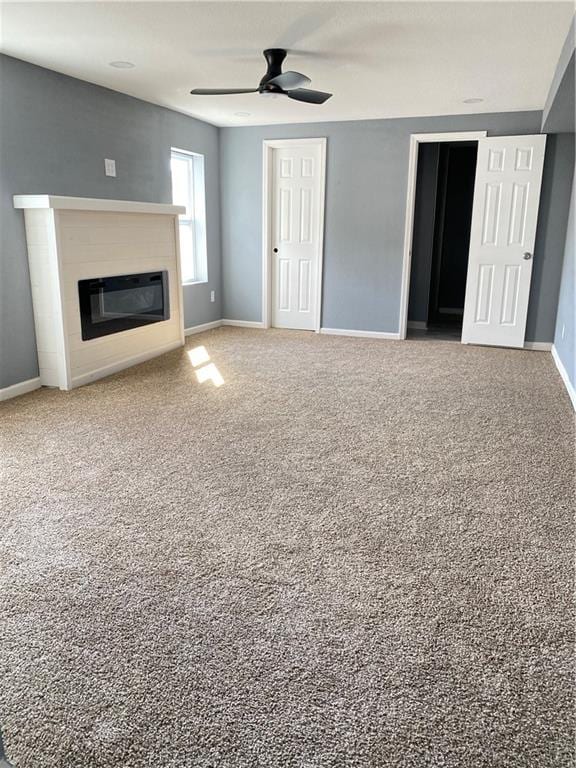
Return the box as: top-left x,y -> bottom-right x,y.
0,328 -> 574,768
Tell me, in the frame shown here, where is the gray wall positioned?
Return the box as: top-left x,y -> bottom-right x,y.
546,16 -> 575,397
2,52 -> 574,390
220,112 -> 573,342
0,54 -> 222,389
527,133 -> 575,343
553,169 -> 575,389
542,19 -> 576,400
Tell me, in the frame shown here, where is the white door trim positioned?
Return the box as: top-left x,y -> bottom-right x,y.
398,130 -> 488,340
262,137 -> 327,331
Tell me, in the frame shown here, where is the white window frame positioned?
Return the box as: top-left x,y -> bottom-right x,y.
170,147 -> 208,285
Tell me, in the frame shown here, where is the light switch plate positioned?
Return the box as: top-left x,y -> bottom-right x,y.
210,291 -> 215,303
104,158 -> 116,177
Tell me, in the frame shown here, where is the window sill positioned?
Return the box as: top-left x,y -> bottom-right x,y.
182,280 -> 208,286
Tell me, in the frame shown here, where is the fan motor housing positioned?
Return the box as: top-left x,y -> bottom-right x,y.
260,48 -> 288,90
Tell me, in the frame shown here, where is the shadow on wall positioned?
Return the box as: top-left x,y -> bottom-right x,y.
528,134 -> 576,341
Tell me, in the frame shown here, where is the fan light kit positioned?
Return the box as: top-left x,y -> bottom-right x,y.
191,49 -> 332,105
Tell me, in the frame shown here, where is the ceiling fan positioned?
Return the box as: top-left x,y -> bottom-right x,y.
190,48 -> 332,104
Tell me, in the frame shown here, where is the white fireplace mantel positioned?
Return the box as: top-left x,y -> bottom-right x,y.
14,194 -> 184,216
14,195 -> 186,391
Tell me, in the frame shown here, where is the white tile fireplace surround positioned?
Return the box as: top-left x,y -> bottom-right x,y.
14,195 -> 185,390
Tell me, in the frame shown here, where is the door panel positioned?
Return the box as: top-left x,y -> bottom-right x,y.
279,189 -> 292,241
462,135 -> 546,348
481,183 -> 501,245
298,259 -> 311,311
500,265 -> 520,325
299,188 -> 312,243
271,144 -> 324,330
278,258 -> 290,311
474,264 -> 494,323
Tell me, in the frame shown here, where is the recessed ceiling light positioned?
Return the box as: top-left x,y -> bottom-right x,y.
234,112 -> 251,117
109,61 -> 135,69
463,97 -> 484,104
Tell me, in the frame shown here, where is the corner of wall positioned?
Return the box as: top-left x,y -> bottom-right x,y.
542,16 -> 576,133
216,123 -> 226,322
551,162 -> 575,408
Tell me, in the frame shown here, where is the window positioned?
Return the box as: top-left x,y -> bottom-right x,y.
170,149 -> 207,284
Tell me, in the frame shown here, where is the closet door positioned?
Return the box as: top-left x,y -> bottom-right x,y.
462,135 -> 546,348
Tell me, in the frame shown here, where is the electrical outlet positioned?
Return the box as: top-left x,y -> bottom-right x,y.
104,158 -> 116,177
210,290 -> 215,303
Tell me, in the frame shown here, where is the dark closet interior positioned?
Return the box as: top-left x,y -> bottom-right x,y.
408,141 -> 478,336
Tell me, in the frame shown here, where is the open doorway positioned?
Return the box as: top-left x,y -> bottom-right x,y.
406,140 -> 478,341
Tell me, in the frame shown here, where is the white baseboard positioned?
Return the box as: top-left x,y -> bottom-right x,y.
320,327 -> 401,340
552,345 -> 576,411
184,320 -> 222,336
0,376 -> 42,402
221,319 -> 266,329
524,341 -> 553,351
70,340 -> 183,389
407,321 -> 428,330
185,319 -> 268,334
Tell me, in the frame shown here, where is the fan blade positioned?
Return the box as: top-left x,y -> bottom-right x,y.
190,88 -> 258,95
266,71 -> 311,91
287,88 -> 332,104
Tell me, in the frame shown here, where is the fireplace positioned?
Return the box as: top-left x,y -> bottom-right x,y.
78,271 -> 169,340
14,195 -> 184,390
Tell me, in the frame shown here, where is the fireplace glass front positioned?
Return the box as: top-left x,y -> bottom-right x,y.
78,271 -> 169,341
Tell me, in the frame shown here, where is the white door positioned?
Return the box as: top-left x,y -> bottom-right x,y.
271,143 -> 325,330
462,134 -> 546,348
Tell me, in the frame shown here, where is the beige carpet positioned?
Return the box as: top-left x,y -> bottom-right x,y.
0,328 -> 574,768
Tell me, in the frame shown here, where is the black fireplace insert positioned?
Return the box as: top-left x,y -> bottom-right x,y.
78,271 -> 169,341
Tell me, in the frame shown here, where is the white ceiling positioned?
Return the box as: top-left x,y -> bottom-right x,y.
0,1 -> 573,127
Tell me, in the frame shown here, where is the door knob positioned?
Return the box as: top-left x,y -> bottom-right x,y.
273,247 -> 278,253
523,252 -> 533,260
